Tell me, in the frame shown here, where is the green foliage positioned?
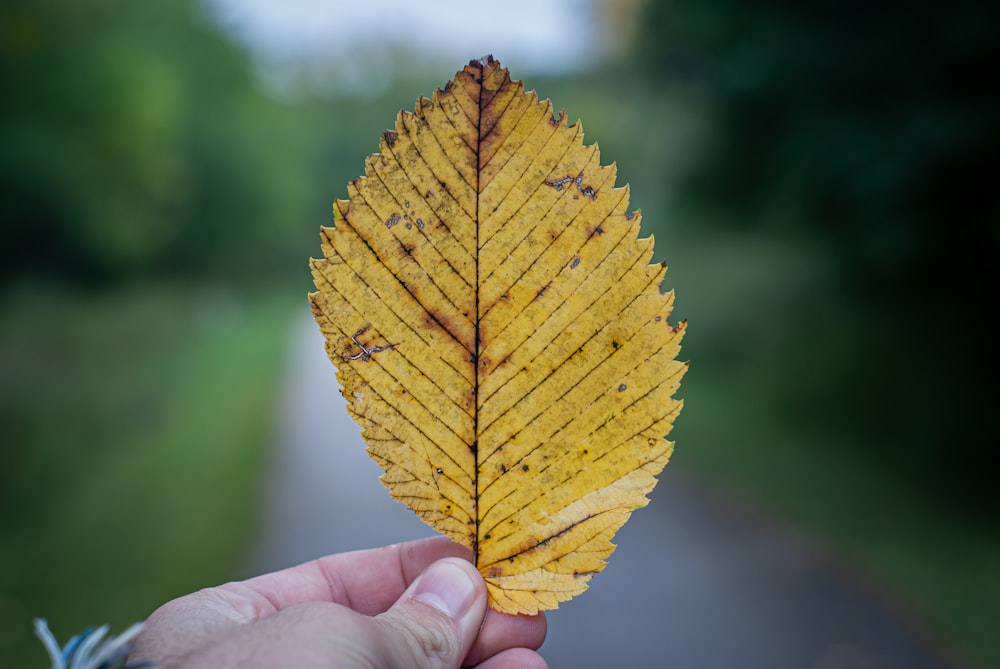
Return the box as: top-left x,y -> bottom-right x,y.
0,0 -> 314,284
632,0 -> 998,293
0,287 -> 296,668
628,0 -> 996,502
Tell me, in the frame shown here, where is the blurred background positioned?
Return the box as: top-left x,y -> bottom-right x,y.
1,0 -> 996,667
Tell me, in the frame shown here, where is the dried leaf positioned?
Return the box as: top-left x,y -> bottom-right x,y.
309,56 -> 686,615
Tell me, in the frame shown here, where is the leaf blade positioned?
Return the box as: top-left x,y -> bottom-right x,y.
310,57 -> 686,615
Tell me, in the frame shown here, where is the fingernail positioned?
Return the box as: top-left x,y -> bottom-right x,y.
412,559 -> 477,619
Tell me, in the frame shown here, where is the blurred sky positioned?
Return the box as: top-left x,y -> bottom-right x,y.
206,0 -> 606,92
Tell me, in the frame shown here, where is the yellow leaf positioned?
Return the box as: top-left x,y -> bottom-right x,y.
309,56 -> 686,615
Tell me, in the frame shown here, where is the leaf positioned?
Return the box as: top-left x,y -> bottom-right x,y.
309,56 -> 686,615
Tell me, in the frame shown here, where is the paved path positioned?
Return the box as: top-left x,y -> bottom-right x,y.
249,313 -> 957,669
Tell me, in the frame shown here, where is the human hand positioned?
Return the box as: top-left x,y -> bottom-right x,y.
128,536 -> 547,668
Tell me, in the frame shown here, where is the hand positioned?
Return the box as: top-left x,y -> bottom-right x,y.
129,536 -> 547,668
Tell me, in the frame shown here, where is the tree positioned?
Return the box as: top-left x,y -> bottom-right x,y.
632,0 -> 998,295
0,0 -> 311,284
630,0 -> 999,501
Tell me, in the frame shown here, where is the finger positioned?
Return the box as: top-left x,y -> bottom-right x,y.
471,646 -> 550,669
229,535 -> 471,616
464,609 -> 547,666
374,558 -> 488,669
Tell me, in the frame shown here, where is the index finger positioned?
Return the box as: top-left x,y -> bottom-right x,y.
231,535 -> 472,617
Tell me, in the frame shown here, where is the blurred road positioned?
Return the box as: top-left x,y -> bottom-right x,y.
249,313 -> 956,669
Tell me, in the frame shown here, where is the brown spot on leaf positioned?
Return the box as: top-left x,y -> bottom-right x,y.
421,308 -> 461,345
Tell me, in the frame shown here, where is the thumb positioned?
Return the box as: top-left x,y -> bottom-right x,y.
374,557 -> 488,669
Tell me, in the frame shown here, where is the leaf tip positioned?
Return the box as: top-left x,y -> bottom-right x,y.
472,53 -> 497,68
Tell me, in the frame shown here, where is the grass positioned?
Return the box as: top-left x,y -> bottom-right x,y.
0,283 -> 299,668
